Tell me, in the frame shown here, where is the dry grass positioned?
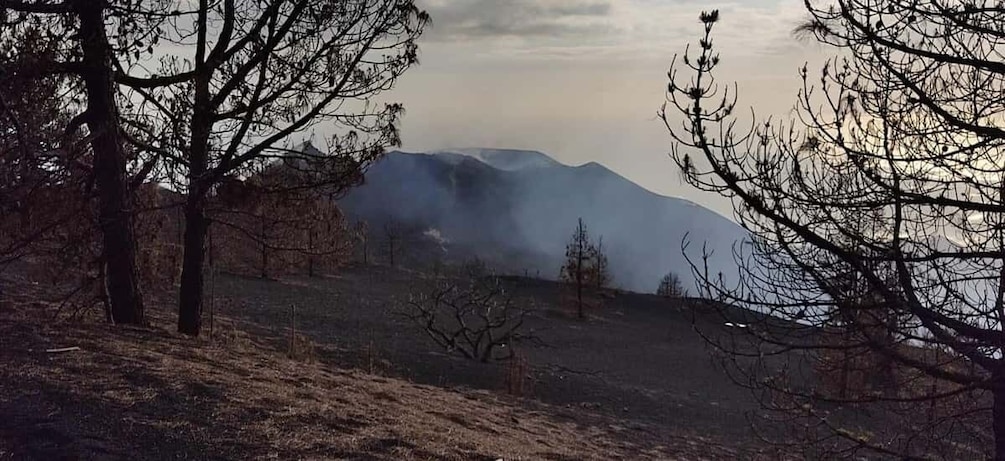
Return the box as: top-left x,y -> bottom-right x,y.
0,277 -> 744,460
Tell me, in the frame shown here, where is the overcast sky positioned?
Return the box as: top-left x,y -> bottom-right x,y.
392,0 -> 826,217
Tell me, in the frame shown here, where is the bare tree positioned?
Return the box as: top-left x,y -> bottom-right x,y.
113,0 -> 428,335
210,169 -> 355,278
0,28 -> 79,265
0,30 -> 112,318
401,273 -> 536,363
656,272 -> 686,298
663,5 -> 1005,459
383,220 -> 401,267
0,1 -> 175,324
559,218 -> 597,318
591,236 -> 611,290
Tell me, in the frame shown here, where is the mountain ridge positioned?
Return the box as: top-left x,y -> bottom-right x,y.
342,148 -> 747,292
395,149 -> 731,220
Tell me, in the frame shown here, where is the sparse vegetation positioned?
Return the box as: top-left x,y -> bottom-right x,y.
211,166 -> 356,279
559,218 -> 609,318
592,236 -> 611,290
401,269 -> 536,363
656,272 -> 687,298
8,0 -> 992,459
1,287 -> 726,460
383,220 -> 403,267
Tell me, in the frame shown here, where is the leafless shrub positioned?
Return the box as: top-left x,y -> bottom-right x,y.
401,273 -> 538,363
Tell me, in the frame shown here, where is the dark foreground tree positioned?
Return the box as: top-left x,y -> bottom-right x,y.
664,5 -> 1005,459
0,29 -> 119,318
0,1 -> 169,324
117,0 -> 427,335
0,29 -> 75,264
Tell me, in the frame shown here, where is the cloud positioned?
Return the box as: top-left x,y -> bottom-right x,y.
418,0 -> 616,41
415,0 -> 811,64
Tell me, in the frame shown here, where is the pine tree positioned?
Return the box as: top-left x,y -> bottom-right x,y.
591,236 -> 610,290
560,218 -> 595,318
657,273 -> 686,298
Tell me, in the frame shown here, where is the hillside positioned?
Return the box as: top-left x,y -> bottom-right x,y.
0,271 -> 751,460
340,149 -> 747,293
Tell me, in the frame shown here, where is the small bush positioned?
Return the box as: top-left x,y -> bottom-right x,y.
400,272 -> 536,363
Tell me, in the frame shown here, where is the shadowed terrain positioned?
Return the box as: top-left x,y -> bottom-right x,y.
202,265 -> 798,451
0,268 -> 778,460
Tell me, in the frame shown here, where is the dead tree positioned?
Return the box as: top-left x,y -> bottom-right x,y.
384,221 -> 400,267
559,218 -> 597,318
1,1 -> 169,324
656,272 -> 686,298
111,0 -> 428,336
664,6 -> 1005,459
591,236 -> 610,290
401,274 -> 536,363
210,171 -> 355,278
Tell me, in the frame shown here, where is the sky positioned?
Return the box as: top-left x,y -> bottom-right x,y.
391,0 -> 828,218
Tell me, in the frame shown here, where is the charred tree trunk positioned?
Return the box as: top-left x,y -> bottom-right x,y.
576,238 -> 584,319
260,213 -> 269,278
176,132 -> 209,336
307,228 -> 315,277
994,366 -> 1005,461
177,34 -> 212,335
77,3 -> 144,324
576,270 -> 583,319
177,192 -> 208,336
387,234 -> 396,267
362,235 -> 368,265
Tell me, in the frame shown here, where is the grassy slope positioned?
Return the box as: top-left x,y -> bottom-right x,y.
0,281 -> 746,460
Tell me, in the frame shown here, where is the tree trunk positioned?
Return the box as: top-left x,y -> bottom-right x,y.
307,228 -> 315,277
389,238 -> 395,267
578,281 -> 586,321
576,264 -> 584,319
260,214 -> 269,278
77,3 -> 144,324
994,366 -> 1005,461
576,244 -> 584,319
362,236 -> 368,265
177,195 -> 207,336
177,49 -> 212,335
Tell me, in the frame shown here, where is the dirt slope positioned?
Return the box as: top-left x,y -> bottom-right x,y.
0,297 -> 745,460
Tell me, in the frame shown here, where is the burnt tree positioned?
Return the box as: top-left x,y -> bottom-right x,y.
0,1 -> 172,324
664,5 -> 1005,459
559,218 -> 597,319
115,0 -> 428,335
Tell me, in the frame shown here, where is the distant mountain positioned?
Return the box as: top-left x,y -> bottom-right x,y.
431,148 -> 560,171
340,148 -> 748,293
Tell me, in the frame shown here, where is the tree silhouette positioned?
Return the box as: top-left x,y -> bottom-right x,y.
0,1 -> 175,324
560,218 -> 597,319
591,236 -> 610,290
656,272 -> 686,298
110,0 -> 427,336
664,5 -> 1005,458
